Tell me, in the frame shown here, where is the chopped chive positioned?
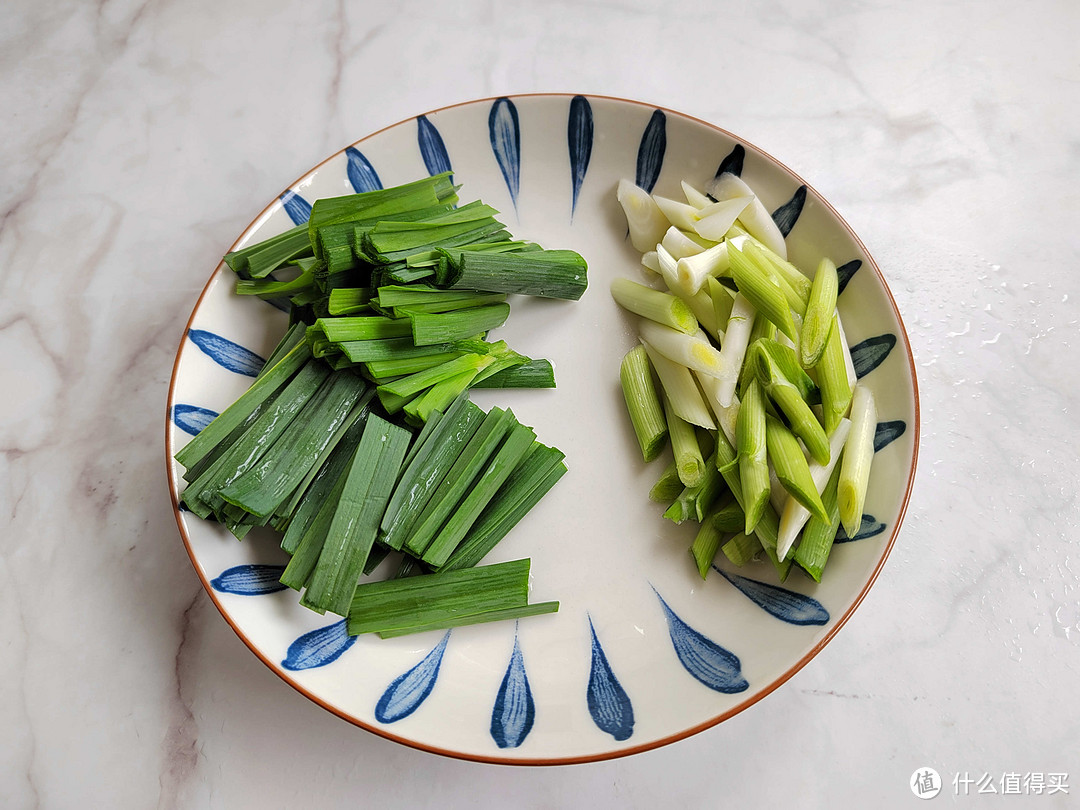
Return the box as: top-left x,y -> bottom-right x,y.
610,278 -> 697,334
439,445 -> 567,571
737,379 -> 770,535
619,345 -> 668,462
308,172 -> 455,234
377,601 -> 559,639
765,415 -> 829,524
301,414 -> 412,616
795,462 -> 843,582
403,368 -> 482,424
421,423 -> 537,567
470,359 -> 556,389
380,397 -> 484,550
402,408 -> 516,557
393,293 -> 507,317
837,385 -> 877,537
378,353 -> 493,399
280,471 -> 348,590
316,316 -> 414,343
800,258 -> 838,368
218,372 -> 370,518
224,223 -> 314,279
346,558 -> 531,636
438,249 -> 588,301
175,341 -> 311,470
338,337 -> 463,364
411,303 -> 511,346
328,287 -> 375,315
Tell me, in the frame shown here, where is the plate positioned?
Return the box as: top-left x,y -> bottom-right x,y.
166,94 -> 919,764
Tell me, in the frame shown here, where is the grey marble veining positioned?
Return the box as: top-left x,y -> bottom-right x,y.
2,0 -> 1078,807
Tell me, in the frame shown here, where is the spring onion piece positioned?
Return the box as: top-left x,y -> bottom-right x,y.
833,311 -> 859,388
751,340 -> 830,466
737,380 -> 770,534
639,318 -> 725,379
692,196 -> 752,241
742,240 -> 806,316
652,196 -> 699,231
411,303 -> 511,346
696,374 -> 739,446
765,415 -> 829,524
660,226 -> 709,260
665,394 -> 706,488
777,419 -> 851,561
817,314 -> 854,434
727,244 -> 797,341
837,385 -> 877,537
690,506 -> 727,578
617,179 -> 669,253
610,278 -> 697,334
709,277 -> 736,330
676,242 -> 729,294
799,258 -> 838,368
301,414 -> 412,616
619,345 -> 668,462
705,172 -> 788,260
681,180 -> 711,208
641,250 -> 661,274
722,532 -> 762,566
641,343 -> 715,429
715,293 -> 757,407
649,459 -> 684,502
795,462 -> 842,582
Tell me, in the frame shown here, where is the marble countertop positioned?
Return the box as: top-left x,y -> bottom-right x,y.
3,0 -> 1077,807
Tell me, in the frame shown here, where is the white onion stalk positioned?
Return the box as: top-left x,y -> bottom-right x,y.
640,250 -> 661,275
681,180 -> 711,209
705,173 -> 788,260
639,319 -> 726,379
715,293 -> 757,406
656,244 -> 720,339
641,341 -> 716,429
833,312 -> 858,388
617,179 -> 669,253
838,385 -> 877,537
696,374 -> 739,447
652,195 -> 700,231
777,419 -> 852,560
660,226 -> 709,260
693,196 -> 753,241
676,242 -> 729,294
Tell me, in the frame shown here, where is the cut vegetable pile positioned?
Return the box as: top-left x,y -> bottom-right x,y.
613,174 -> 876,583
176,173 -> 586,637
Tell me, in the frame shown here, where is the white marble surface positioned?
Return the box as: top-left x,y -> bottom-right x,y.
2,0 -> 1077,807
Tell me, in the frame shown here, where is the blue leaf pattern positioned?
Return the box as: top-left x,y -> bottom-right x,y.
850,333 -> 897,379
653,589 -> 748,693
187,329 -> 265,377
345,146 -> 382,192
490,630 -> 535,749
282,620 -> 356,671
488,97 -> 521,211
715,144 -> 745,178
635,110 -> 666,193
172,404 -> 218,436
772,185 -> 806,238
874,420 -> 907,452
417,115 -> 452,177
211,564 -> 289,596
836,514 -> 887,543
836,259 -> 862,296
586,617 -> 634,741
280,190 -> 311,225
567,95 -> 594,219
714,569 -> 830,626
375,631 -> 451,724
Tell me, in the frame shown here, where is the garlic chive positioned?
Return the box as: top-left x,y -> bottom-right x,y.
411,303 -> 511,346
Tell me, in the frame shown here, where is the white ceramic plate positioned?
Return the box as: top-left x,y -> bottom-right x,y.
166,94 -> 919,764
